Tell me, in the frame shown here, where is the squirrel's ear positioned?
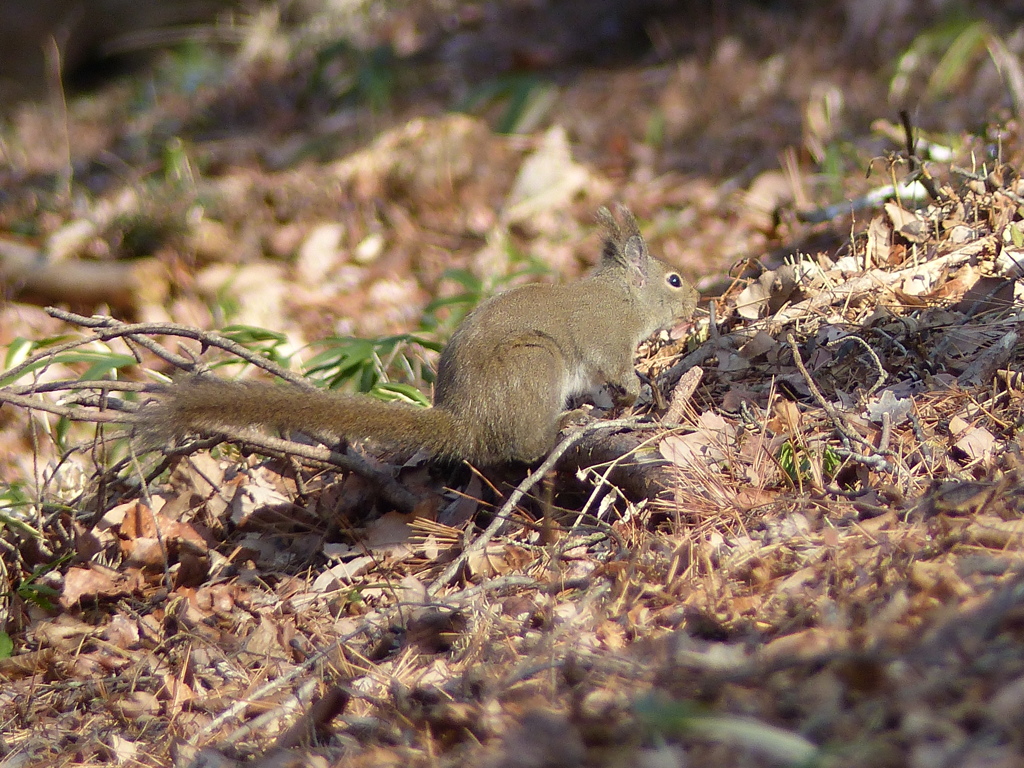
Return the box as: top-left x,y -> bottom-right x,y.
598,205 -> 649,283
622,234 -> 646,262
622,235 -> 650,284
599,205 -> 643,257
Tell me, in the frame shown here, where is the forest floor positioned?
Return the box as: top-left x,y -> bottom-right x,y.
3,1 -> 1024,766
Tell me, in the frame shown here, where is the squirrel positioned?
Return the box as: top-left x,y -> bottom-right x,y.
137,206 -> 698,466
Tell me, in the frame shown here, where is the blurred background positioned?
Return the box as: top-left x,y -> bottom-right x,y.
3,0 -> 1024,343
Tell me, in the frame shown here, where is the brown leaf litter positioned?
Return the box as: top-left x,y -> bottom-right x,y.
1,158 -> 1024,766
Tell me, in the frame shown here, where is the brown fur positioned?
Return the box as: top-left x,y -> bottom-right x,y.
137,207 -> 698,465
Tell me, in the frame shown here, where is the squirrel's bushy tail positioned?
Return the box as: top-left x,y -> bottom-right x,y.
135,377 -> 466,461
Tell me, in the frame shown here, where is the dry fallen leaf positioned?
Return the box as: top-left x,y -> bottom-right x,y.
60,565 -> 120,608
660,411 -> 738,467
950,415 -> 997,465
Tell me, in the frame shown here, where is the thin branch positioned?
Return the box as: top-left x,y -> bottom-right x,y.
8,379 -> 148,396
827,334 -> 887,396
427,416 -> 649,596
833,446 -> 894,473
3,313 -> 423,510
0,390 -> 129,423
786,333 -> 894,474
158,425 -> 422,514
786,332 -> 869,453
44,308 -> 310,387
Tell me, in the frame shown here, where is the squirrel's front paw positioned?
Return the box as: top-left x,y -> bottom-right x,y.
558,406 -> 596,431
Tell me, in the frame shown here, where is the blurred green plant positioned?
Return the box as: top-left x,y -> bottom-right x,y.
2,336 -> 47,376
8,555 -> 71,612
419,268 -> 484,335
1,336 -> 136,387
818,142 -> 850,201
311,41 -> 398,112
635,692 -> 819,765
104,172 -> 203,260
891,17 -> 1024,118
208,284 -> 243,327
458,74 -> 557,133
218,325 -> 294,370
160,40 -> 228,96
0,483 -> 36,534
644,109 -> 666,149
113,207 -> 190,259
303,333 -> 441,400
162,136 -> 197,186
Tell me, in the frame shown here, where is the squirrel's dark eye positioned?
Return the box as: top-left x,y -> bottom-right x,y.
667,274 -> 682,288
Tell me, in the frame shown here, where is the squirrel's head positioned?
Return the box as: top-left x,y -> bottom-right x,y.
596,205 -> 698,331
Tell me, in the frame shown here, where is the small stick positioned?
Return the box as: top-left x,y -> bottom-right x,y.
662,365 -> 703,424
427,416 -> 649,596
0,390 -> 129,423
786,333 -> 893,474
786,332 -> 870,453
44,308 -> 311,386
167,425 -> 422,514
